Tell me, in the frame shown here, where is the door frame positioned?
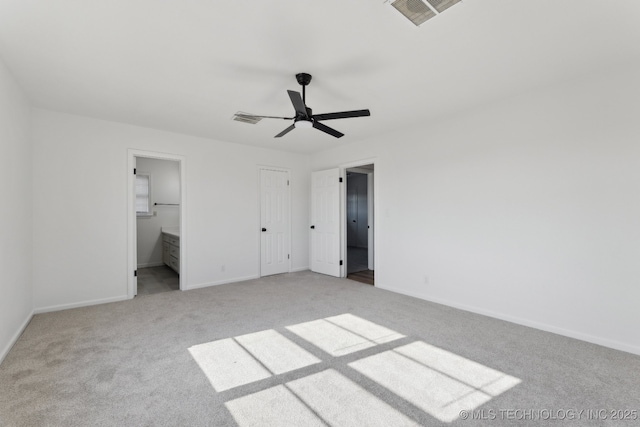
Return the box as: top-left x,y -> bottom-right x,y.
257,165 -> 292,277
127,149 -> 187,298
340,158 -> 376,280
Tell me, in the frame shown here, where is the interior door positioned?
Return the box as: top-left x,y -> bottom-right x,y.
311,168 -> 341,277
346,177 -> 358,244
355,174 -> 368,248
367,172 -> 374,270
260,169 -> 290,277
133,156 -> 138,296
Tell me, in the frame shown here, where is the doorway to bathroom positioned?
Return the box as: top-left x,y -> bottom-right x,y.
127,150 -> 186,298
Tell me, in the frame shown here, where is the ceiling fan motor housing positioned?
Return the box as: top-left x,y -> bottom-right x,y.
296,73 -> 312,86
294,104 -> 312,122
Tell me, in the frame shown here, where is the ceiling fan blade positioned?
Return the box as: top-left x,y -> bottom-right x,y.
246,114 -> 294,120
287,90 -> 308,118
313,121 -> 344,138
274,124 -> 296,138
312,109 -> 371,121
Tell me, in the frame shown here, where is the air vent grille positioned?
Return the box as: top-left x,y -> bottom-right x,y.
425,0 -> 462,13
232,112 -> 262,125
390,0 -> 436,26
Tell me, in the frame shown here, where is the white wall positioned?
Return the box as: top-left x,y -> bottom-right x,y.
0,57 -> 32,362
312,64 -> 640,355
32,110 -> 310,311
136,157 -> 180,267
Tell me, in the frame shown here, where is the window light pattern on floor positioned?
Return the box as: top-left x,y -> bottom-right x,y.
349,341 -> 521,422
188,329 -> 320,392
188,313 -> 521,425
286,313 -> 405,356
226,370 -> 418,427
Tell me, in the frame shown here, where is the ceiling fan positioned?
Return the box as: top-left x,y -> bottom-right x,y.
236,73 -> 371,139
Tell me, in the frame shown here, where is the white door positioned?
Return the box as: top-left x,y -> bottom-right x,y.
347,178 -> 358,245
367,172 -> 374,271
260,169 -> 290,276
133,157 -> 138,296
311,168 -> 341,277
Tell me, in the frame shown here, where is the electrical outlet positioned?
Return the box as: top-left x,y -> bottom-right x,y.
221,265 -> 225,272
423,275 -> 429,285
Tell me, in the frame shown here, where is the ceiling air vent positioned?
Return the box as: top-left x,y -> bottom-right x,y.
387,0 -> 463,26
232,112 -> 262,125
425,0 -> 462,13
390,0 -> 436,26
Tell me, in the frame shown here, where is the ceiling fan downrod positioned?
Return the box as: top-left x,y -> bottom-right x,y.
296,73 -> 312,104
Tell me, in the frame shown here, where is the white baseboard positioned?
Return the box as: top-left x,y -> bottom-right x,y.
34,295 -> 130,314
0,310 -> 34,366
185,269 -> 309,291
376,284 -> 640,357
137,261 -> 164,268
184,274 -> 261,291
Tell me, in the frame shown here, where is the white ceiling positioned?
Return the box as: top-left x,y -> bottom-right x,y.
1,0 -> 639,154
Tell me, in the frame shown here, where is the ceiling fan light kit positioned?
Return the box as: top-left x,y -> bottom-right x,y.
236,72 -> 371,139
294,120 -> 313,129
387,0 -> 462,26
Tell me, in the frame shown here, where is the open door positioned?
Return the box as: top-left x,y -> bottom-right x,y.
132,156 -> 138,296
367,172 -> 374,271
310,168 -> 341,277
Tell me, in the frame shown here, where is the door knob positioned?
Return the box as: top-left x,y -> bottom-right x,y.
261,228 -> 267,232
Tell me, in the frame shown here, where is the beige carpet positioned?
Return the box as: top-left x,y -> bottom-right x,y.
1,271 -> 639,426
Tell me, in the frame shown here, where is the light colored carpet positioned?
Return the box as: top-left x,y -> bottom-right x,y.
1,271 -> 639,426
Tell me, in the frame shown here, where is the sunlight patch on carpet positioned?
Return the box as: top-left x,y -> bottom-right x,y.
188,330 -> 320,392
190,314 -> 521,424
226,370 -> 419,427
325,313 -> 406,344
236,329 -> 321,375
225,385 -> 325,427
349,341 -> 521,422
286,314 -> 405,356
395,341 -> 521,396
188,338 -> 271,392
